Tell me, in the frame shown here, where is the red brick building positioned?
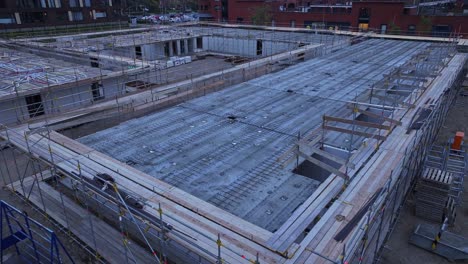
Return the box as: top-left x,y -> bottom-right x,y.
0,0 -> 127,30
198,0 -> 468,37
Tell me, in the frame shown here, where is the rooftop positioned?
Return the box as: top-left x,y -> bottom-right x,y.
78,38 -> 431,231
0,47 -> 110,97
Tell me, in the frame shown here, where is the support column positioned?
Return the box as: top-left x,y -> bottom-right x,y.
15,13 -> 21,24
192,38 -> 197,50
168,42 -> 174,57
184,39 -> 189,54
176,40 -> 181,56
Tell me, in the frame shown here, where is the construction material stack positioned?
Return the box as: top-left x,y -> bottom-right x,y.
415,168 -> 457,224
415,132 -> 466,225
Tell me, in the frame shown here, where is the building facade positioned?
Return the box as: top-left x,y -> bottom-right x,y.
0,0 -> 127,29
198,0 -> 468,37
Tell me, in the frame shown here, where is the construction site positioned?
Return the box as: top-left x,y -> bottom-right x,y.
0,23 -> 467,264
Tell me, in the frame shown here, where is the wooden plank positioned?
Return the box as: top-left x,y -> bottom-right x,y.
287,53 -> 468,264
296,151 -> 348,180
42,132 -> 274,244
51,152 -> 275,264
48,138 -> 281,263
371,94 -> 416,108
323,125 -> 387,141
299,135 -> 322,146
20,180 -> 156,264
1,130 -> 283,264
0,140 -> 8,148
323,115 -> 391,130
277,131 -> 323,168
383,73 -> 428,82
352,106 -> 403,126
267,175 -> 344,255
298,143 -> 355,169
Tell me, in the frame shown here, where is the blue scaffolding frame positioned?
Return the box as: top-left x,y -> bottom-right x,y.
0,200 -> 75,263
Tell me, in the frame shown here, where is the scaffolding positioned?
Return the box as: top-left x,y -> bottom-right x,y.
0,24 -> 349,126
0,24 -> 466,264
0,200 -> 75,263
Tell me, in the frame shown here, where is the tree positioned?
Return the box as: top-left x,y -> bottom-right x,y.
388,22 -> 401,35
417,16 -> 433,35
250,5 -> 272,26
126,0 -> 160,13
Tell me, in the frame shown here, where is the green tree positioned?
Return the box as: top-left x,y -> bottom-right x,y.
127,0 -> 160,13
250,5 -> 272,26
388,22 -> 401,35
417,16 -> 433,35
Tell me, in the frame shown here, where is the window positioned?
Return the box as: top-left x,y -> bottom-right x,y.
56,12 -> 68,21
90,57 -> 99,68
135,46 -> 142,59
17,0 -> 40,8
95,11 -> 107,18
408,25 -> 416,35
91,82 -> 104,101
256,40 -> 263,56
380,24 -> 387,34
69,0 -> 78,7
72,11 -> 83,21
96,0 -> 107,6
84,0 -> 91,7
40,0 -> 61,7
358,7 -> 370,24
236,17 -> 243,23
20,12 -> 46,23
290,20 -> 296,28
196,37 -> 203,49
0,14 -> 16,24
25,94 -> 45,118
188,40 -> 193,53
164,43 -> 169,56
359,8 -> 370,18
180,41 -> 186,54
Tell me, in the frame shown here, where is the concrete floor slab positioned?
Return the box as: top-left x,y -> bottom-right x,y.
79,39 -> 431,231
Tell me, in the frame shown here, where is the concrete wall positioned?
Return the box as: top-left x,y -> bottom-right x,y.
42,85 -> 92,115
202,36 -> 302,57
113,40 -> 193,62
0,77 -> 124,125
203,36 -> 257,57
262,41 -> 299,56
141,43 -> 166,61
0,98 -> 27,124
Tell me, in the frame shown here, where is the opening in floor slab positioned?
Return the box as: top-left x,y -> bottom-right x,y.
293,151 -> 342,183
356,107 -> 392,124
